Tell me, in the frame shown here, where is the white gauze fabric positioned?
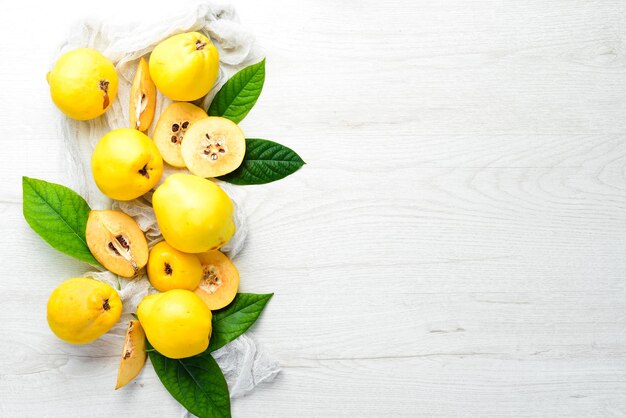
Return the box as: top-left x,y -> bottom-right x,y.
53,1 -> 279,403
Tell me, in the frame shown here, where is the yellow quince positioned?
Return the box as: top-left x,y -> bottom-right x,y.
47,48 -> 118,120
152,174 -> 235,253
137,289 -> 212,359
92,128 -> 163,201
147,241 -> 203,292
149,32 -> 219,101
47,277 -> 122,344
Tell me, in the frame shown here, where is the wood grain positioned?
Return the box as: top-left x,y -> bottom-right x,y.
2,0 -> 626,416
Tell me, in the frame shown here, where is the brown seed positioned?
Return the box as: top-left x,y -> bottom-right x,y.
116,235 -> 130,250
171,136 -> 178,143
172,123 -> 180,132
108,242 -> 121,256
182,121 -> 189,129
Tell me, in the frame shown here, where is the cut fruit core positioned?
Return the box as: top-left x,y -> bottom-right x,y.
202,133 -> 228,161
170,120 -> 191,145
198,264 -> 223,294
134,93 -> 147,128
107,234 -> 138,273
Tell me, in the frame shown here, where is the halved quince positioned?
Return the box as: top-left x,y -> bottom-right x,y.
115,319 -> 147,389
181,117 -> 245,178
86,210 -> 148,278
129,57 -> 156,132
194,250 -> 239,310
153,102 -> 207,167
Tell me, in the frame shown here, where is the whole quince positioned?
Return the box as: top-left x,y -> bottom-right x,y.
92,128 -> 163,201
149,32 -> 219,101
137,289 -> 212,359
152,173 -> 235,253
147,240 -> 202,291
47,277 -> 122,344
47,48 -> 118,120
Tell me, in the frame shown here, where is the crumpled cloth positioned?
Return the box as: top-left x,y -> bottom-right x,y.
52,1 -> 279,404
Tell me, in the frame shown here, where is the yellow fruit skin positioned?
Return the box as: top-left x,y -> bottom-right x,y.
153,174 -> 235,253
47,278 -> 122,344
137,290 -> 212,359
92,128 -> 163,201
149,32 -> 219,101
147,241 -> 203,291
48,48 -> 118,120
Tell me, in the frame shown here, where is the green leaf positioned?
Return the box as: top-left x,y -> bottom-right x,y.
218,139 -> 305,185
208,59 -> 265,123
22,177 -> 100,267
148,342 -> 231,418
209,293 -> 273,352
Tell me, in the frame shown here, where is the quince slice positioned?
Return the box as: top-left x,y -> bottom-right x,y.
181,117 -> 245,178
129,57 -> 156,132
86,210 -> 149,278
194,250 -> 239,310
115,320 -> 147,389
153,102 -> 207,167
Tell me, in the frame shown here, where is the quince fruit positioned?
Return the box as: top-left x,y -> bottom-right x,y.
86,210 -> 149,278
181,116 -> 246,178
137,289 -> 212,359
129,57 -> 156,132
152,173 -> 235,253
147,240 -> 202,291
195,251 -> 239,310
47,277 -> 122,344
149,32 -> 219,101
47,48 -> 118,120
92,128 -> 163,201
153,102 -> 208,167
115,319 -> 147,389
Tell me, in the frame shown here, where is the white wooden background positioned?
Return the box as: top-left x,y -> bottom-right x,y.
1,0 -> 626,416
